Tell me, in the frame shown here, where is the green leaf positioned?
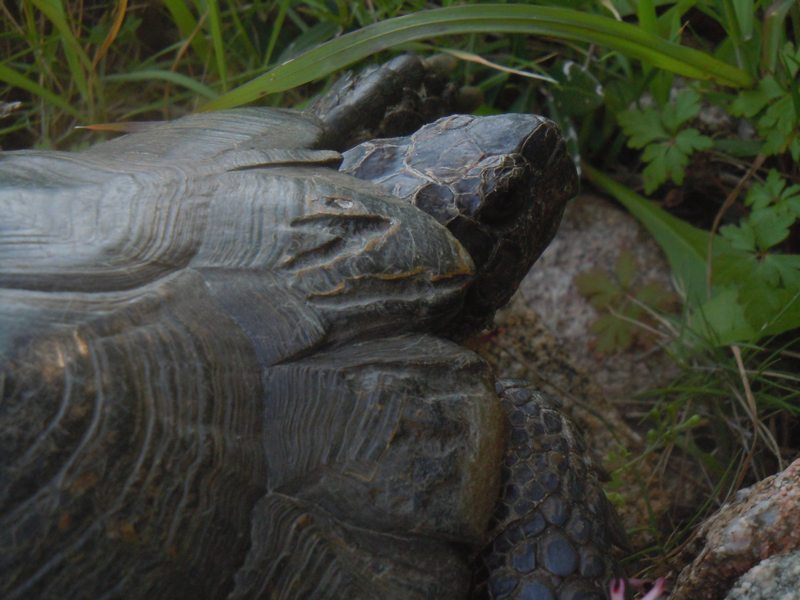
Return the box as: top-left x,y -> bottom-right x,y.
750,207 -> 794,251
615,251 -> 638,288
759,94 -> 798,155
636,0 -> 658,34
790,138 -> 800,162
641,143 -> 676,192
163,0 -> 208,61
663,89 -> 702,131
730,75 -> 783,116
276,20 -> 342,64
619,90 -> 712,192
782,41 -> 800,78
674,127 -> 714,153
746,169 -> 788,209
713,251 -> 760,287
635,281 -> 679,312
202,0 -> 228,90
618,108 -> 667,147
588,161 -> 800,345
760,289 -> 800,336
689,287 -> 757,345
785,189 -> 800,214
30,0 -> 92,105
201,4 -> 753,110
0,63 -> 81,119
739,281 -> 800,337
740,280 -> 781,320
693,245 -> 800,341
640,128 -> 711,192
590,313 -> 634,353
575,268 -> 621,309
764,254 -> 800,287
732,0 -> 754,41
263,0 -> 292,66
762,2 -> 797,74
719,221 -> 756,252
711,137 -> 763,157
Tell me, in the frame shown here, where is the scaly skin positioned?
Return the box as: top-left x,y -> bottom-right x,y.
473,381 -> 621,599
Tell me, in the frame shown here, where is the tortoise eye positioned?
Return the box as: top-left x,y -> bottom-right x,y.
323,197 -> 354,210
475,156 -> 529,225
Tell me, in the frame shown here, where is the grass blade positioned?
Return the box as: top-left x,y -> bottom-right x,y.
30,0 -> 92,105
762,0 -> 795,73
92,0 -> 129,68
104,69 -> 218,99
264,0 -> 292,67
163,0 -> 209,63
202,4 -> 753,111
203,0 -> 227,90
0,62 -> 81,119
637,0 -> 658,34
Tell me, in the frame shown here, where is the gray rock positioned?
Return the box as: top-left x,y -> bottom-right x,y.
469,194 -> 689,547
672,458 -> 800,599
725,550 -> 800,600
509,193 -> 679,403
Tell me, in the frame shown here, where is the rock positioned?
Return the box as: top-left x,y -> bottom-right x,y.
469,194 -> 685,549
724,550 -> 800,600
507,193 -> 679,403
473,193 -> 681,450
670,457 -> 800,599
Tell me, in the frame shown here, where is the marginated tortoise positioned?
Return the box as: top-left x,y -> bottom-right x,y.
0,55 -> 623,599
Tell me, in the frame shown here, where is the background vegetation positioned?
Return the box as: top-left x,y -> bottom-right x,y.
2,0 -> 798,581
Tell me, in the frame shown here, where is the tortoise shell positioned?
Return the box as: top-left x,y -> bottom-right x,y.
1,56 -> 601,599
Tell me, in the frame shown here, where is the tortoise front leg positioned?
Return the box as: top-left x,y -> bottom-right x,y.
473,380 -> 625,600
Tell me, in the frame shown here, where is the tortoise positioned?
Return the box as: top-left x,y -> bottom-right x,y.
0,55 -> 622,599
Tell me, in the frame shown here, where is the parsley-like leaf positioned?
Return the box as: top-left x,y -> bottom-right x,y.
618,90 -> 712,192
746,170 -> 787,209
750,207 -> 794,251
730,75 -> 783,117
590,314 -> 633,354
663,89 -> 702,130
760,94 -> 797,156
719,222 -> 756,252
574,268 -> 621,309
617,108 -> 667,147
615,251 -> 638,288
639,128 -> 712,192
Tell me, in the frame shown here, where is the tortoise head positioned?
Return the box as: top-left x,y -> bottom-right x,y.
340,113 -> 578,334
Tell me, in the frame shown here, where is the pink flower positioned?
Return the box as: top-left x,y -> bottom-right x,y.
609,577 -> 666,600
